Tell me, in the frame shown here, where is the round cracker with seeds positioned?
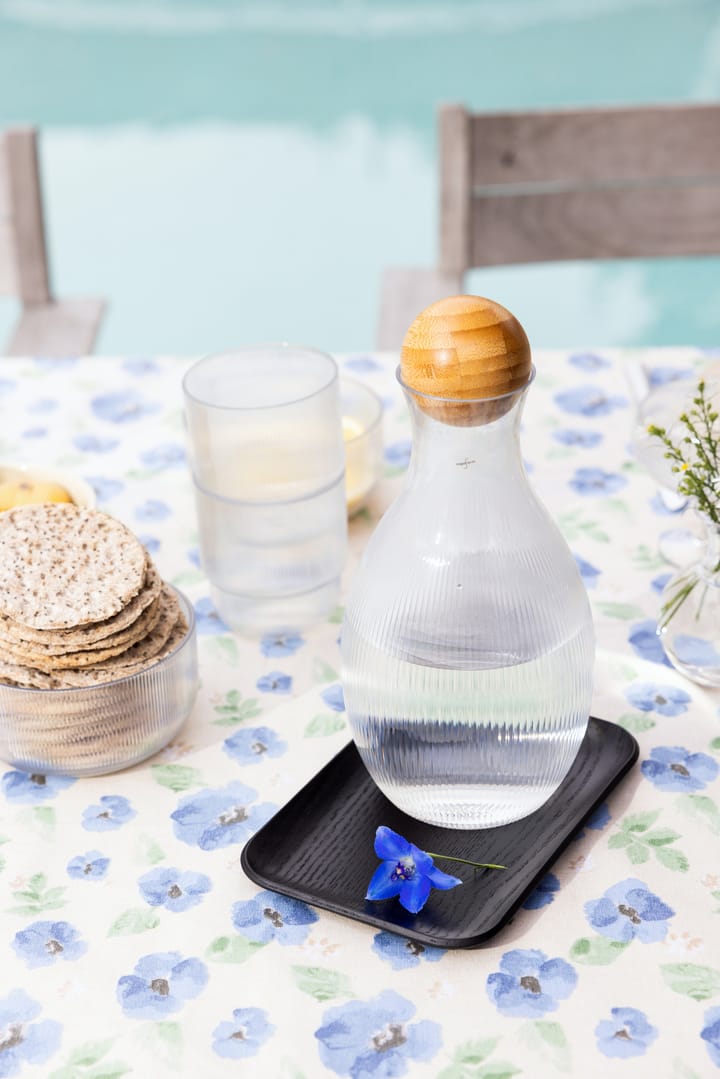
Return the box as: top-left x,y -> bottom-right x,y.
0,504 -> 147,630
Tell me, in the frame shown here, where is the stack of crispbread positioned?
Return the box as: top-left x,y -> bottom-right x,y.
0,503 -> 189,689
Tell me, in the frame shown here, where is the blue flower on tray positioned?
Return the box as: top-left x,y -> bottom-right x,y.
372,931 -> 446,970
486,948 -> 577,1017
553,428 -> 603,448
595,1006 -> 658,1058
624,682 -> 691,716
628,619 -> 672,667
259,632 -> 305,658
701,1005 -> 720,1068
366,827 -> 461,914
135,499 -> 171,522
1,771 -> 74,803
584,878 -> 674,943
66,850 -> 110,881
73,433 -> 119,453
641,746 -> 719,793
569,352 -> 611,371
315,989 -> 441,1076
116,952 -> 207,1018
82,795 -> 136,831
574,554 -> 601,588
320,683 -> 345,712
256,671 -> 292,695
231,890 -> 318,945
13,920 -> 87,968
138,867 -> 212,912
91,389 -> 160,424
194,597 -> 230,636
569,467 -> 627,496
212,1007 -> 275,1059
522,873 -> 560,910
140,443 -> 186,470
171,781 -> 275,851
554,386 -> 627,417
0,989 -> 62,1074
223,727 -> 287,766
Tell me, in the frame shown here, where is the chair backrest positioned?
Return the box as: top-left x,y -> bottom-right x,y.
0,128 -> 51,306
440,103 -> 720,277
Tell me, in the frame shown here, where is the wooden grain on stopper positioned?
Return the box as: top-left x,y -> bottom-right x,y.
400,295 -> 532,424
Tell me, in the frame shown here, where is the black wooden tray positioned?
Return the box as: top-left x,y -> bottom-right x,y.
241,717 -> 638,948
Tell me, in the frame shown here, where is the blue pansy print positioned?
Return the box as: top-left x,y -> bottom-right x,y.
22,427 -> 47,439
171,780 -> 275,851
117,952 -> 207,1018
673,635 -> 720,668
137,534 -> 161,555
138,867 -> 212,912
320,683 -> 345,711
213,1007 -> 275,1059
595,1007 -> 658,1058
26,397 -> 57,414
187,546 -> 201,568
66,851 -> 110,881
554,386 -> 627,417
701,1005 -> 720,1067
647,364 -> 693,387
650,492 -> 687,516
260,631 -> 305,658
223,727 -> 287,765
569,467 -> 627,496
256,671 -> 292,695
82,795 -> 136,831
1,771 -> 74,803
486,949 -> 577,1017
13,921 -> 87,968
140,444 -> 186,469
135,499 -> 171,522
553,428 -> 603,448
86,476 -> 124,502
574,801 -> 612,841
92,388 -> 160,424
123,357 -> 159,374
574,554 -> 601,588
0,989 -> 61,1074
522,873 -> 560,910
569,352 -> 611,371
73,433 -> 119,453
33,357 -> 77,371
372,931 -> 445,970
651,572 -> 673,594
344,355 -> 382,373
0,377 -> 17,392
385,440 -> 412,469
624,682 -> 691,716
315,989 -> 441,1076
232,890 -> 318,945
628,620 -> 672,667
585,878 -> 674,943
641,746 -> 719,793
194,597 -> 230,635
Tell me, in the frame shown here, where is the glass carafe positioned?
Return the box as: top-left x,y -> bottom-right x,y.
341,296 -> 595,829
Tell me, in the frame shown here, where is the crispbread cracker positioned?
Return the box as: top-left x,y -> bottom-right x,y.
0,659 -> 68,690
0,561 -> 162,647
0,503 -> 146,629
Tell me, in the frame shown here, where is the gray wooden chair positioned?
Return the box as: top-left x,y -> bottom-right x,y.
0,127 -> 105,356
377,102 -> 720,348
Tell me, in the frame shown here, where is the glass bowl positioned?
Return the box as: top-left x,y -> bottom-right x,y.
341,377 -> 384,517
0,589 -> 198,777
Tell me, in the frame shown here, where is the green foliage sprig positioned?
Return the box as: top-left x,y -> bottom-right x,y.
648,380 -> 720,528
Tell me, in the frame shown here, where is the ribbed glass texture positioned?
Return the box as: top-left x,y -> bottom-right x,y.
0,590 -> 198,777
341,375 -> 595,828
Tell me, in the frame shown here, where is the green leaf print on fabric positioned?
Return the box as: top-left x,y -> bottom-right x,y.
557,510 -> 610,543
609,813 -> 689,872
8,873 -> 66,915
670,1061 -> 702,1079
134,834 -> 165,866
677,794 -> 720,836
615,713 -> 656,734
212,689 -> 262,726
205,935 -> 266,964
570,937 -> 629,965
208,637 -> 239,665
313,658 -> 339,683
710,737 -> 720,754
291,965 -> 355,1002
518,1021 -> 571,1074
438,1039 -> 520,1079
19,805 -> 56,841
661,963 -> 720,1002
596,602 -> 646,620
49,1038 -> 129,1079
304,713 -> 346,738
328,606 -> 344,624
108,908 -> 160,936
151,764 -> 205,793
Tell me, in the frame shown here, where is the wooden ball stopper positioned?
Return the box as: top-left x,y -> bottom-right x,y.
400,295 -> 532,425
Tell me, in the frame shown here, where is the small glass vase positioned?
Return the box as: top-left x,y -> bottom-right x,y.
657,516 -> 720,686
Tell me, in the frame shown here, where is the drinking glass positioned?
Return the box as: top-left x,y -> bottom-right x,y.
183,345 -> 347,633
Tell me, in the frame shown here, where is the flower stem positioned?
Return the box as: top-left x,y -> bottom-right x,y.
426,852 -> 506,870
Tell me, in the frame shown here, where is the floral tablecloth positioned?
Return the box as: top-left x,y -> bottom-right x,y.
0,349 -> 719,1079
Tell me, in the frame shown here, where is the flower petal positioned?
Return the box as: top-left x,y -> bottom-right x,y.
399,874 -> 432,914
374,826 -> 411,861
425,864 -> 462,891
366,862 -> 402,901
